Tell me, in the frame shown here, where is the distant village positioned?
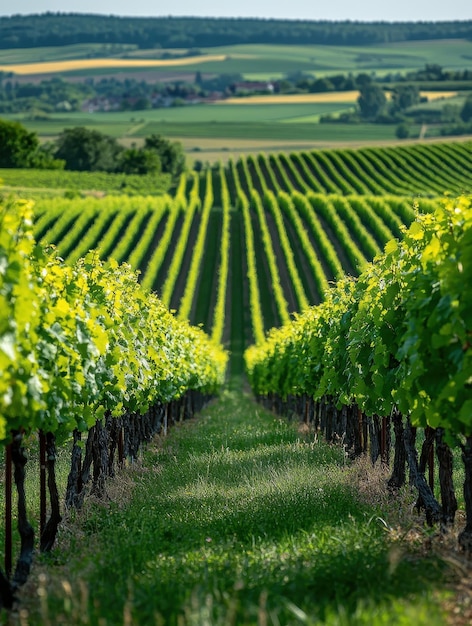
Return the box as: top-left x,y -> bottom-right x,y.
80,80 -> 275,113
0,69 -> 278,114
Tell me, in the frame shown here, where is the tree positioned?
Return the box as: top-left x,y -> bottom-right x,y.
29,142 -> 65,170
395,122 -> 410,139
144,134 -> 185,180
54,127 -> 123,172
0,118 -> 38,167
310,78 -> 334,93
390,85 -> 420,112
357,84 -> 387,120
441,103 -> 461,124
460,94 -> 472,123
132,97 -> 151,111
423,64 -> 444,81
117,148 -> 161,175
355,73 -> 373,87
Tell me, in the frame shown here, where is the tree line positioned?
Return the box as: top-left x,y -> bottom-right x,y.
317,78 -> 472,139
0,119 -> 185,179
1,14 -> 471,50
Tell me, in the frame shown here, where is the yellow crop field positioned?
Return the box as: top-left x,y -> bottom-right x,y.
218,90 -> 458,105
218,91 -> 360,105
0,54 -> 229,75
420,91 -> 458,100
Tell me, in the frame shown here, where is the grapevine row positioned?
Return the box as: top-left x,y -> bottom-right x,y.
33,189 -> 428,347
211,164 -> 231,345
0,194 -> 227,597
178,168 -> 213,321
263,190 -> 309,311
250,188 -> 290,325
160,173 -> 200,307
276,191 -> 329,299
232,162 -> 265,344
289,191 -> 344,283
244,195 -> 472,550
1,196 -> 227,441
234,141 -> 472,197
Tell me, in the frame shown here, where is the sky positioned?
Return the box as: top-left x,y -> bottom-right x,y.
0,0 -> 470,22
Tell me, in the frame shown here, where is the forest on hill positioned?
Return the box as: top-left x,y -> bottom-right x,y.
1,13 -> 472,50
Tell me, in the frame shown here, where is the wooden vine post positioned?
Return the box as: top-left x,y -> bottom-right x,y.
10,431 -> 35,588
381,416 -> 387,465
428,437 -> 435,492
40,433 -> 62,552
39,431 -> 47,536
4,442 -> 12,579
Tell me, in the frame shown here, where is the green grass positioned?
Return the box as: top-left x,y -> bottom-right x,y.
1,114 -> 408,143
2,96 -> 427,141
4,102 -> 355,128
1,114 -> 136,139
203,39 -> 472,75
11,390 -> 452,626
0,43 -> 137,65
0,168 -> 172,195
133,122 -> 407,142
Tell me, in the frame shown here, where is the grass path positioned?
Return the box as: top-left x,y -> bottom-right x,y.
21,389 -> 449,625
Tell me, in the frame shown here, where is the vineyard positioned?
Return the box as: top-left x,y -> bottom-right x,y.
245,193 -> 472,537
1,138 -> 472,617
0,195 -> 227,605
30,140 -> 472,369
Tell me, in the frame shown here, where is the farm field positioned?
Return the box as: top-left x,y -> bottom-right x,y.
0,53 -> 232,76
1,39 -> 471,78
0,168 -> 172,196
1,130 -> 472,624
0,35 -> 472,165
217,90 -> 458,105
2,14 -> 472,621
30,139 -> 472,373
2,110 -> 421,144
0,43 -> 137,64
1,37 -> 471,159
1,89 -> 467,163
5,100 -> 465,163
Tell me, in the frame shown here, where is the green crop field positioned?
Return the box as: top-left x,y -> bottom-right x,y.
29,139 -> 472,369
199,39 -> 472,77
1,111 -> 420,148
2,91 -> 466,166
0,168 -> 172,196
0,43 -> 137,65
2,39 -> 471,77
